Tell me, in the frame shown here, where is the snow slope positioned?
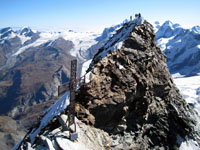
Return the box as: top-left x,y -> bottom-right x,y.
12,91 -> 70,150
174,75 -> 200,149
76,19 -> 130,63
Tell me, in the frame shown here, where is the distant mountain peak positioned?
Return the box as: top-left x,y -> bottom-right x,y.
156,20 -> 200,76
19,27 -> 34,37
191,25 -> 200,33
156,20 -> 183,40
163,20 -> 173,26
0,27 -> 12,34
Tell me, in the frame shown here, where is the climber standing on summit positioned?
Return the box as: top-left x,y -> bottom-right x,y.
135,13 -> 143,24
135,13 -> 141,18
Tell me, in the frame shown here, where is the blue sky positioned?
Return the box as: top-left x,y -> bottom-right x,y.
0,0 -> 200,31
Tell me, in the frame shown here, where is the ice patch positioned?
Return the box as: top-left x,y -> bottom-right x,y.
107,41 -> 123,51
179,139 -> 200,150
118,63 -> 124,70
167,46 -> 172,49
81,59 -> 92,83
0,40 -> 4,44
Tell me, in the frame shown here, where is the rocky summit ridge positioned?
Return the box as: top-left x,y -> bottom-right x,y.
14,17 -> 200,150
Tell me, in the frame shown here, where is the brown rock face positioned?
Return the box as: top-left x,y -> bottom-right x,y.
75,21 -> 200,149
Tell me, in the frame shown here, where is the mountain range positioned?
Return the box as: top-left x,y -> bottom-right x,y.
13,17 -> 200,150
0,27 -> 101,118
0,18 -> 200,149
156,20 -> 200,76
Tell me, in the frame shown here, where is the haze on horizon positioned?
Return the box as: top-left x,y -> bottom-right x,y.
0,0 -> 199,32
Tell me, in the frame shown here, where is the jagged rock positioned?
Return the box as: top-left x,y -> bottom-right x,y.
57,114 -> 78,134
17,119 -> 111,150
75,20 -> 200,149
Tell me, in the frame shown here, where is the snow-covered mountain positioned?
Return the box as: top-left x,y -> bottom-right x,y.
1,18 -> 200,149
0,27 -> 100,70
156,20 -> 200,76
0,24 -> 122,149
0,22 -> 127,119
14,17 -> 200,150
0,27 -> 103,123
0,27 -> 39,46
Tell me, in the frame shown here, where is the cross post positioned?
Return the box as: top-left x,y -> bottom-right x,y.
67,59 -> 78,140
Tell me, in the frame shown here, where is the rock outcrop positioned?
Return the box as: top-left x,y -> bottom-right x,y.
14,18 -> 200,150
16,117 -> 111,150
75,20 -> 200,149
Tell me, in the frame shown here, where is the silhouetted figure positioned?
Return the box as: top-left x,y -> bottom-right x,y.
130,16 -> 132,21
135,13 -> 142,18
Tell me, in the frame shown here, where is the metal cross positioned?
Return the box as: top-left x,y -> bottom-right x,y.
57,60 -> 86,140
58,63 -> 85,97
67,59 -> 77,133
